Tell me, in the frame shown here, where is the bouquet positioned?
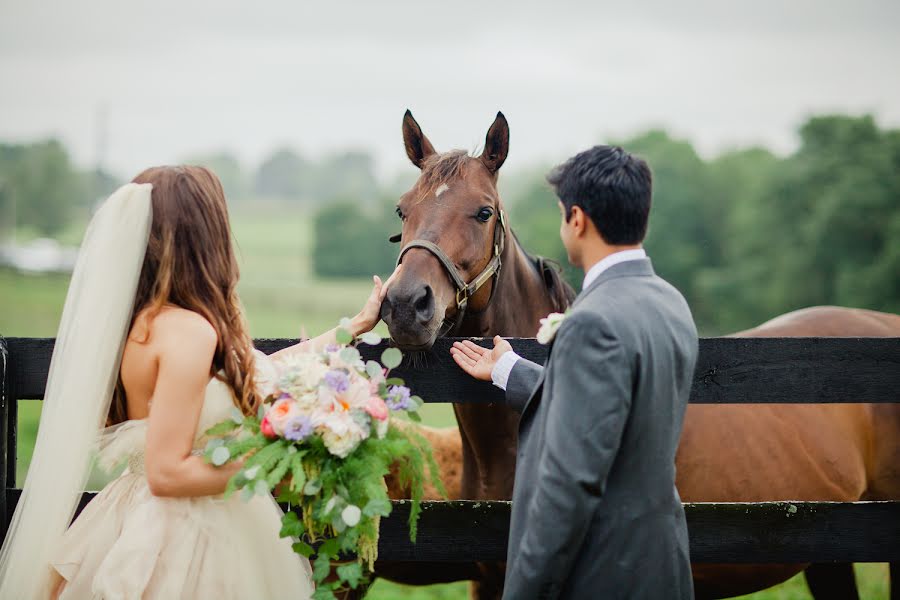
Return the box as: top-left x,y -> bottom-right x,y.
204,321 -> 443,599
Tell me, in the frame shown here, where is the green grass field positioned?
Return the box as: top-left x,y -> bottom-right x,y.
0,207 -> 889,599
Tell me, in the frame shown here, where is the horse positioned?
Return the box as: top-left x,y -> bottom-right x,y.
379,111 -> 900,599
378,110 -> 575,598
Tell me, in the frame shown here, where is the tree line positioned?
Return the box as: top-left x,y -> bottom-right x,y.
0,144 -> 384,238
2,114 -> 896,334
312,115 -> 900,335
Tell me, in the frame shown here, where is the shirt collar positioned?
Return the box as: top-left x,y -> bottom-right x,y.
582,248 -> 647,290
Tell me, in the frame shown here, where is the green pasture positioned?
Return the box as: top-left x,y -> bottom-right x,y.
0,207 -> 889,599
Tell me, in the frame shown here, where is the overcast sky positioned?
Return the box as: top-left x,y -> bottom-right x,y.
2,0 -> 899,180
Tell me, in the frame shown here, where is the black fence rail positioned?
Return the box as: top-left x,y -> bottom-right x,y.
2,336 -> 900,562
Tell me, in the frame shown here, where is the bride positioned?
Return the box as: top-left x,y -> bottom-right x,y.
0,166 -> 393,599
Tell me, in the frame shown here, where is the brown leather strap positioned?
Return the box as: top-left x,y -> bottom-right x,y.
395,209 -> 506,334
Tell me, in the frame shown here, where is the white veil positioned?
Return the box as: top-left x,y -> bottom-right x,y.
0,183 -> 152,598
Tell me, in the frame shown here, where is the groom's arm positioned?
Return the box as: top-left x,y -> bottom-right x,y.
502,356 -> 543,413
504,313 -> 631,599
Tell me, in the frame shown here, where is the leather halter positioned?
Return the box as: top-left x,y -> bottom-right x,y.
391,209 -> 506,335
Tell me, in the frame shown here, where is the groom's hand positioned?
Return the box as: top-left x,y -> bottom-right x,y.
450,336 -> 512,382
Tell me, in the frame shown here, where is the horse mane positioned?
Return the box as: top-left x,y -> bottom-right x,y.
511,230 -> 576,312
419,150 -> 470,195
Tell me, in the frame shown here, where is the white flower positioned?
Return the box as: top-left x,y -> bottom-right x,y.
536,311 -> 568,344
315,411 -> 367,458
321,427 -> 365,458
341,504 -> 362,527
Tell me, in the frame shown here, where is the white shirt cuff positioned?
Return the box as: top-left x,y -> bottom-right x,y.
491,351 -> 522,391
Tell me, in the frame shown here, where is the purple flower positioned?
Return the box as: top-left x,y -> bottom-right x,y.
386,385 -> 412,411
283,415 -> 313,442
323,369 -> 350,393
325,344 -> 340,353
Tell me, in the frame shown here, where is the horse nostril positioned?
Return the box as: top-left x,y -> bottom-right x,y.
414,285 -> 434,323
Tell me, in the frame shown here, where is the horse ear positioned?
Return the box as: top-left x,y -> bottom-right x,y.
480,111 -> 509,173
402,109 -> 436,169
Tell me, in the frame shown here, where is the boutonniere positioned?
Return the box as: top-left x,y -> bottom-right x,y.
537,310 -> 569,344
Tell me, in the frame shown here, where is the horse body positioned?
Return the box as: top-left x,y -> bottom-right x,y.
681,306 -> 900,599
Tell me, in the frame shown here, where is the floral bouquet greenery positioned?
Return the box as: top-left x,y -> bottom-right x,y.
203,322 -> 443,599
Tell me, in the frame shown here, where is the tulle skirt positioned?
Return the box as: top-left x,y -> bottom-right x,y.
51,471 -> 314,600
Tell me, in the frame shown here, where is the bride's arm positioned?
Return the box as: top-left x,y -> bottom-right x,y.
271,267 -> 401,360
144,309 -> 242,497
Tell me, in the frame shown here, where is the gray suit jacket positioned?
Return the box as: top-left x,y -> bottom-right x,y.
502,258 -> 697,600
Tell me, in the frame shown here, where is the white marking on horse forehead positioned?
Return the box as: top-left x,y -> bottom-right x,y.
434,183 -> 450,197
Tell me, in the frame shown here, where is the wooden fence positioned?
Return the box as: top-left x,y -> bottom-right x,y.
2,336 -> 899,563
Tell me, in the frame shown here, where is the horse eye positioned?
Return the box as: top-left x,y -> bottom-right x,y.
476,208 -> 493,223
396,207 -> 406,221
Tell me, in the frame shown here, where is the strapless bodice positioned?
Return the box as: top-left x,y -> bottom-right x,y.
97,375 -> 241,475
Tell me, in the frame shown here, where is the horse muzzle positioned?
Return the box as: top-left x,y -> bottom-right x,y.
381,283 -> 445,349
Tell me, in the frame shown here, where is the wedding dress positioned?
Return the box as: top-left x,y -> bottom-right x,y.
52,356 -> 314,600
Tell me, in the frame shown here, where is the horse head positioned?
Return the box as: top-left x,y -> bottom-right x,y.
381,110 -> 510,350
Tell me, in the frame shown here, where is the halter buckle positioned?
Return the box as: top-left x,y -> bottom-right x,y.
456,287 -> 468,309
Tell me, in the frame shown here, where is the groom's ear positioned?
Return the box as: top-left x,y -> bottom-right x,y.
570,205 -> 589,237
402,109 -> 437,169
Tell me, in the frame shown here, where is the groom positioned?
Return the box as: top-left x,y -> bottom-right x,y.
451,145 -> 697,599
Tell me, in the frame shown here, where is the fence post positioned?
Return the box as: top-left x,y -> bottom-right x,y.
0,336 -> 9,541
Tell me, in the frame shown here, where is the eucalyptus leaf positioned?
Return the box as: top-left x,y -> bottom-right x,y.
335,328 -> 353,345
204,438 -> 225,452
339,347 -> 361,364
365,361 -> 382,379
230,407 -> 245,425
331,514 -> 347,533
381,347 -> 402,369
304,479 -> 322,495
240,486 -> 255,503
243,465 -> 260,480
385,377 -> 405,386
324,495 -> 338,515
410,395 -> 424,410
211,446 -> 231,466
407,411 -> 422,423
339,317 -> 353,330
360,331 -> 381,345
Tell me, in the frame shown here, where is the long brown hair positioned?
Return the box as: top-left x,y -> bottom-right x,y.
108,166 -> 259,425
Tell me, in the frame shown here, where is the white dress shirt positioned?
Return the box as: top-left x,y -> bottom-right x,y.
490,248 -> 648,390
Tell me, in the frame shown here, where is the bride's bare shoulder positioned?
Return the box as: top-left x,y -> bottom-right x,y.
136,306 -> 217,354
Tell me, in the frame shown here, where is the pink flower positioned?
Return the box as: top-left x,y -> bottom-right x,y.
260,415 -> 277,439
267,398 -> 300,435
365,396 -> 389,421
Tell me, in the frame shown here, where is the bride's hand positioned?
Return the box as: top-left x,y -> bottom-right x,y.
350,264 -> 403,336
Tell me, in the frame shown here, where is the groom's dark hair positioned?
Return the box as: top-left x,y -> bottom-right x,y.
547,145 -> 652,245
